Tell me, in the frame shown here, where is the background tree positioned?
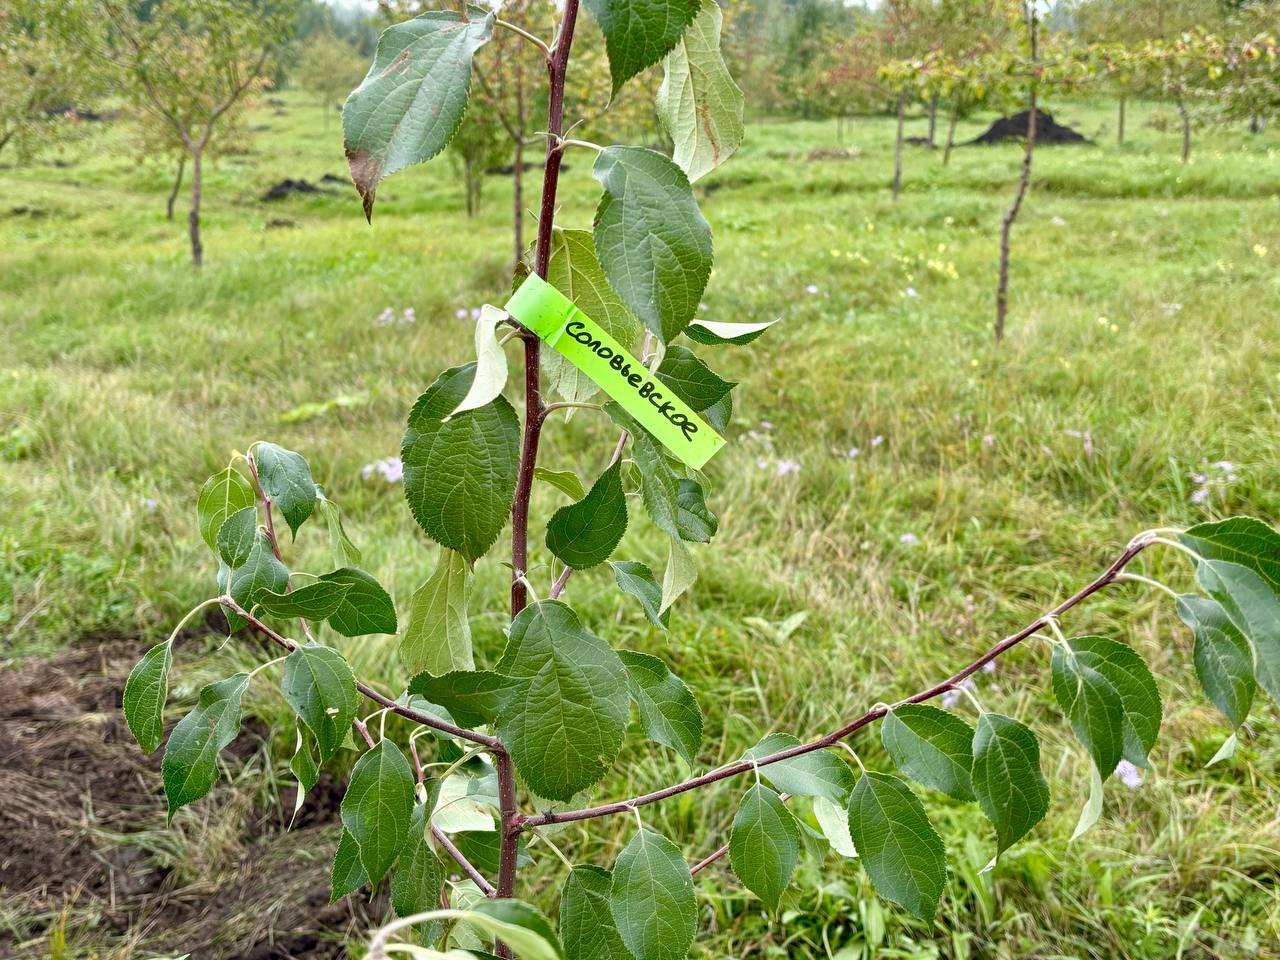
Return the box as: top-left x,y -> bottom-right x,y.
104,0 -> 293,268
293,31 -> 366,130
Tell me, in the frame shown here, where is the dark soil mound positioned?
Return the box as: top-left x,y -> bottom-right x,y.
320,173 -> 349,186
968,109 -> 1091,146
260,178 -> 324,201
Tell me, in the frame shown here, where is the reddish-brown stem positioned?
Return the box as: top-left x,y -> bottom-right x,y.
519,535 -> 1156,830
433,824 -> 497,896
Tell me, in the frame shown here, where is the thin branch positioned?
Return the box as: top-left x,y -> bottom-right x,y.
519,535 -> 1157,830
495,18 -> 552,61
432,825 -> 497,896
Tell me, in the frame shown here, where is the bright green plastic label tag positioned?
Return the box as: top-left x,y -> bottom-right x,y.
505,274 -> 726,469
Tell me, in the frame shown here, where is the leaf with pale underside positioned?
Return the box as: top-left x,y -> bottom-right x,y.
881,704 -> 975,801
971,713 -> 1049,855
401,548 -> 473,676
657,1 -> 744,182
684,317 -> 778,346
124,641 -> 172,754
846,771 -> 946,921
451,305 -> 509,417
1177,594 -> 1255,729
534,467 -> 586,502
316,488 -> 362,568
254,442 -> 316,538
619,650 -> 702,764
342,9 -> 495,220
545,461 -> 628,570
592,145 -> 712,344
729,784 -> 800,912
583,0 -> 701,97
609,829 -> 696,960
341,738 -> 415,887
660,534 -> 696,613
162,673 -> 250,817
197,467 -> 255,551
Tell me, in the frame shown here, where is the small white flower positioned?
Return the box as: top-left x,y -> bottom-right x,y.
805,284 -> 819,294
756,458 -> 770,470
870,435 -> 884,448
142,497 -> 159,510
1191,473 -> 1207,484
904,286 -> 919,298
982,434 -> 995,449
982,660 -> 996,674
455,308 -> 468,319
847,446 -> 860,458
1116,759 -> 1143,789
1212,461 -> 1235,471
403,307 -> 416,324
775,458 -> 801,477
699,302 -> 709,311
1051,215 -> 1067,226
470,307 -> 482,321
759,420 -> 774,431
363,456 -> 404,483
899,532 -> 919,546
1190,487 -> 1210,505
375,307 -> 396,326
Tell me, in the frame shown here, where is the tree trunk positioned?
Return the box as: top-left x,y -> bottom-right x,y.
943,106 -> 959,166
1249,114 -> 1265,134
892,88 -> 906,201
995,95 -> 1036,342
167,158 -> 185,221
188,147 -> 203,269
1177,99 -> 1191,162
927,94 -> 939,147
512,56 -> 525,264
1117,96 -> 1126,146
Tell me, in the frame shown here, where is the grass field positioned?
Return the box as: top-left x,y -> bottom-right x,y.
3,88 -> 1280,959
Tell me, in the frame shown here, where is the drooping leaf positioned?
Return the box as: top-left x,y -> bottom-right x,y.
197,467 -> 255,552
403,363 -> 521,562
254,442 -> 316,539
971,713 -> 1049,855
451,305 -> 510,417
316,489 -> 362,568
401,548 -> 474,676
544,228 -> 639,405
1177,594 -> 1255,729
592,145 -> 713,344
1070,759 -> 1106,842
619,650 -> 702,764
545,461 -> 628,570
1050,645 -> 1125,779
654,345 -> 734,412
331,828 -> 369,902
162,673 -> 250,817
341,738 -> 415,887
318,567 -> 398,637
729,784 -> 800,912
609,829 -> 697,960
583,0 -> 701,96
659,534 -> 697,613
675,479 -> 717,543
215,506 -> 258,568
744,733 -> 856,804
880,704 -> 975,802
1181,517 -> 1280,593
845,771 -> 946,921
229,531 -> 290,614
494,601 -> 630,800
1198,558 -> 1280,703
606,406 -> 681,538
657,0 -> 744,182
813,794 -> 857,858
409,670 -> 513,727
290,727 -> 320,821
392,804 -> 446,918
561,865 -> 631,960
610,560 -> 669,628
1066,636 -> 1162,768
123,641 -> 172,754
342,9 -> 496,219
468,901 -> 564,960
282,644 -> 359,762
534,467 -> 586,502
257,580 -> 353,621
684,317 -> 778,346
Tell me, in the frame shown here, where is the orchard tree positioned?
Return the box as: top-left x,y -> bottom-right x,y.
124,1 -> 1280,958
104,0 -> 293,268
293,31 -> 366,130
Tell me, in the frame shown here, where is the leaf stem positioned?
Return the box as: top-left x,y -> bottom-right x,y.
494,18 -> 551,61
165,596 -> 225,647
1115,572 -> 1181,600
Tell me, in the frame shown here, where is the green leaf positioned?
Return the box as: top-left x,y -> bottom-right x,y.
1177,594 -> 1255,729
609,829 -> 696,960
291,727 -> 320,794
880,704 -> 975,801
846,771 -> 946,921
254,442 -> 316,539
316,489 -> 362,568
215,506 -> 258,568
341,738 -> 415,887
229,531 -> 289,614
592,145 -> 712,344
1181,517 -> 1280,593
1066,636 -> 1162,768
409,670 -> 513,728
660,534 -> 697,614
729,784 -> 800,912
469,901 -> 564,960
534,467 -> 586,502
123,641 -> 172,754
197,467 -> 255,551
1050,645 -> 1125,779
402,548 -> 474,676
971,713 -> 1049,854
1198,558 -> 1280,703
282,644 -> 359,762
675,479 -> 717,543
257,580 -> 353,621
403,363 -> 521,562
494,601 -> 629,800
452,305 -> 510,416
610,560 -> 669,628
657,0 -> 744,182
342,9 -> 496,220
655,345 -> 734,412
318,567 -> 397,637
618,650 -> 702,764
392,804 -> 446,918
813,794 -> 857,858
1071,759 -> 1106,842
545,228 -> 639,405
684,317 -> 778,346
546,461 -> 628,570
561,865 -> 631,960
452,831 -> 533,875
606,405 -> 681,537
162,673 -> 250,817
330,828 -> 369,902
744,733 -> 856,803
583,0 -> 701,96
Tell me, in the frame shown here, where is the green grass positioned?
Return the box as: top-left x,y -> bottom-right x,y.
2,89 -> 1280,959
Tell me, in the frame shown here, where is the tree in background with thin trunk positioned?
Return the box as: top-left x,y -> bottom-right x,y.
104,0 -> 291,268
293,31 -> 365,131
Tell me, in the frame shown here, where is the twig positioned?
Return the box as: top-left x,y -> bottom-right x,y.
432,825 -> 497,896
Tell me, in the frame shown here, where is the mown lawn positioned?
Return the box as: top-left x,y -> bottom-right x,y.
2,89 -> 1279,958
